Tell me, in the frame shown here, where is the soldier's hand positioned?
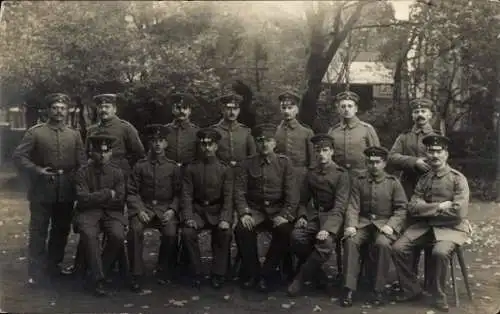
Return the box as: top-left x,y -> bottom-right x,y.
344,227 -> 357,238
240,215 -> 255,230
272,216 -> 288,227
380,225 -> 394,236
138,211 -> 150,224
110,190 -> 116,199
295,217 -> 308,229
186,219 -> 198,229
218,221 -> 230,230
161,209 -> 175,223
316,230 -> 330,241
438,200 -> 453,210
38,166 -> 55,176
415,158 -> 431,172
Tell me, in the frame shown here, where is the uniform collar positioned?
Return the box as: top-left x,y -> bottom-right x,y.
99,116 -> 118,127
148,153 -> 168,165
434,164 -> 451,178
412,123 -> 434,135
368,171 -> 387,183
203,155 -> 218,164
280,118 -> 299,129
259,153 -> 276,165
340,116 -> 361,129
317,161 -> 334,174
46,121 -> 66,131
173,119 -> 190,129
218,119 -> 240,130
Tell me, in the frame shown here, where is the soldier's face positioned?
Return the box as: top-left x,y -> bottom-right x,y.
337,100 -> 358,118
91,150 -> 112,164
366,158 -> 386,174
223,105 -> 240,121
412,108 -> 432,126
173,104 -> 191,120
315,146 -> 334,164
98,103 -> 116,121
200,141 -> 218,156
280,103 -> 298,120
256,137 -> 276,155
426,147 -> 448,168
150,138 -> 167,155
48,102 -> 68,122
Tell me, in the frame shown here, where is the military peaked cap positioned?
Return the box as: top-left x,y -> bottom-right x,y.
170,91 -> 197,107
93,94 -> 117,105
88,135 -> 116,153
422,134 -> 451,150
364,146 -> 389,161
45,93 -> 71,107
310,134 -> 334,148
196,128 -> 222,144
410,98 -> 434,110
216,92 -> 243,108
278,89 -> 301,105
252,123 -> 277,139
335,91 -> 360,103
145,124 -> 169,139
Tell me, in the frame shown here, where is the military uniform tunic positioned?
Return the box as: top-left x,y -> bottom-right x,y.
74,161 -> 126,282
181,156 -> 233,276
126,155 -> 181,276
13,122 -> 86,276
392,164 -> 470,302
234,153 -> 299,279
344,171 -> 407,292
328,116 -> 380,174
164,120 -> 199,166
212,120 -> 256,166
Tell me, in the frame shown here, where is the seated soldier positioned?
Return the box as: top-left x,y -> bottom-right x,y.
342,146 -> 407,307
288,134 -> 349,297
181,128 -> 233,289
127,124 -> 181,292
233,123 -> 299,292
392,135 -> 470,312
74,135 -> 126,296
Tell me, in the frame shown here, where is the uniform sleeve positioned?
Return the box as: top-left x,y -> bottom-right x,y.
345,176 -> 361,229
408,176 -> 440,217
75,168 -> 112,207
111,168 -> 126,209
298,172 -> 311,219
386,179 -> 408,233
441,174 -> 469,219
366,124 -> 380,147
278,158 -> 298,221
322,171 -> 350,234
181,165 -> 195,222
220,167 -> 234,223
388,134 -> 419,170
234,162 -> 250,215
246,131 -> 256,156
12,129 -> 40,176
126,165 -> 144,217
125,124 -> 146,167
74,131 -> 87,168
305,129 -> 315,168
168,165 -> 182,213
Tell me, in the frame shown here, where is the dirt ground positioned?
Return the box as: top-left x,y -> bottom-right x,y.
0,172 -> 499,314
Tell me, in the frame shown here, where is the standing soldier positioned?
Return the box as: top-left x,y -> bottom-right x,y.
13,93 -> 86,285
181,128 -> 234,289
64,93 -> 145,276
392,135 -> 470,312
74,135 -> 126,296
164,91 -> 199,166
212,92 -> 255,167
287,134 -> 349,297
341,146 -> 407,307
328,91 -> 380,176
234,123 -> 299,292
388,98 -> 440,289
127,125 -> 181,291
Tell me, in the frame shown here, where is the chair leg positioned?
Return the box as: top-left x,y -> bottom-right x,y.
450,253 -> 459,307
335,238 -> 342,276
456,247 -> 473,301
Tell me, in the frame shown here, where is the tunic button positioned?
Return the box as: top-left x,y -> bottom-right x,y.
204,201 -> 209,206
345,164 -> 351,169
57,169 -> 64,175
177,163 -> 182,167
264,200 -> 270,206
370,214 -> 377,220
318,206 -> 324,211
152,200 -> 157,205
230,161 -> 237,167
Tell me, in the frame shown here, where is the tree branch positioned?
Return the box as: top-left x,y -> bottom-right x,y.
350,21 -> 421,31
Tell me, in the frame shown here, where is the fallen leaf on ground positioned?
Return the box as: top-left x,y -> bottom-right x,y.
481,296 -> 492,300
313,305 -> 322,312
425,311 -> 436,314
49,302 -> 56,306
123,304 -> 134,308
191,296 -> 200,301
281,304 -> 291,309
140,305 -> 150,309
139,289 -> 152,295
268,296 -> 276,300
18,256 -> 26,261
223,295 -> 231,300
330,298 -> 338,302
172,301 -> 185,307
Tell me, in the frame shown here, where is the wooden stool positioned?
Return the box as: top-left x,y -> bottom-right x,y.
450,245 -> 473,307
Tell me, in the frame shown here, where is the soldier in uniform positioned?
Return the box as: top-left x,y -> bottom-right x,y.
127,125 -> 181,291
181,128 -> 234,289
13,93 -> 86,285
74,135 -> 126,296
328,91 -> 380,175
287,134 -> 349,297
212,92 -> 256,167
392,135 -> 470,312
233,123 -> 299,292
388,98 -> 440,291
64,93 -> 145,276
164,91 -> 199,166
341,146 -> 408,307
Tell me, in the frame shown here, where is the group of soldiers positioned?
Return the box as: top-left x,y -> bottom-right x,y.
12,89 -> 470,312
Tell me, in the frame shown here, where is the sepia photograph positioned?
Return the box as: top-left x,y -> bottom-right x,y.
0,0 -> 499,313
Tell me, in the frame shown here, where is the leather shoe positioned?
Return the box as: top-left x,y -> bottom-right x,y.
287,279 -> 303,297
94,280 -> 109,297
341,289 -> 353,307
434,301 -> 450,312
370,291 -> 386,306
211,275 -> 224,289
242,277 -> 257,289
257,278 -> 269,293
129,277 -> 142,293
394,292 -> 423,302
192,278 -> 201,290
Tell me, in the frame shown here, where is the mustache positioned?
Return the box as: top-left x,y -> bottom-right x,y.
416,116 -> 425,120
